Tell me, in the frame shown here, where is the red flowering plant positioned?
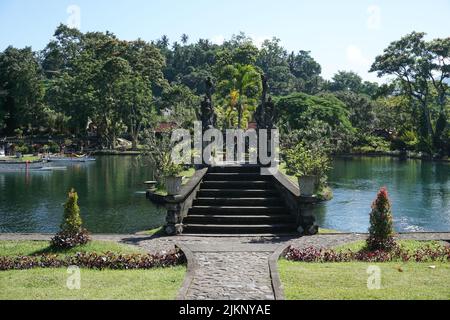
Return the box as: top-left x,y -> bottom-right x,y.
366,187 -> 397,251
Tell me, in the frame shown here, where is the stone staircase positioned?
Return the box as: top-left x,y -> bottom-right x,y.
183,166 -> 297,235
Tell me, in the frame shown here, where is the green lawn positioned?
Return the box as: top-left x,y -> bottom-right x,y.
0,240 -> 143,257
0,155 -> 41,162
279,260 -> 450,300
279,240 -> 450,300
0,240 -> 186,300
0,266 -> 186,300
318,228 -> 342,234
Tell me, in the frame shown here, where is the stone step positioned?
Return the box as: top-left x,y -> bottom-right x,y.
208,166 -> 261,174
184,214 -> 294,224
193,197 -> 283,206
189,206 -> 288,215
197,189 -> 280,198
182,223 -> 297,234
204,173 -> 270,181
201,181 -> 273,190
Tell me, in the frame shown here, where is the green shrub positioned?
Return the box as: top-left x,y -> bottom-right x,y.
48,141 -> 60,153
367,187 -> 396,251
354,134 -> 391,153
51,189 -> 90,249
15,145 -> 29,155
284,143 -> 331,178
161,152 -> 184,177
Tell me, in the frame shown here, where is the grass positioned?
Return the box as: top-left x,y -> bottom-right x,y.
279,240 -> 450,300
0,266 -> 186,300
139,226 -> 165,236
318,228 -> 342,234
279,260 -> 450,300
0,155 -> 41,162
0,240 -> 186,300
0,240 -> 144,257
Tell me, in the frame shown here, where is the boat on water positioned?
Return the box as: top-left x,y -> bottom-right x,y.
45,154 -> 96,163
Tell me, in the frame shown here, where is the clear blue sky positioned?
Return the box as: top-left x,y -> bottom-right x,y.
1,0 -> 449,82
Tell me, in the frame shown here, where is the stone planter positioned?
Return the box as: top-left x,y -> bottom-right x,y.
298,175 -> 317,196
166,176 -> 183,195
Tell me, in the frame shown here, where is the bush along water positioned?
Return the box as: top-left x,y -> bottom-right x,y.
50,189 -> 91,249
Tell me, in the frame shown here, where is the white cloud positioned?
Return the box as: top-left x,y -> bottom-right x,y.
346,45 -> 371,67
251,35 -> 270,49
367,5 -> 381,30
211,35 -> 225,45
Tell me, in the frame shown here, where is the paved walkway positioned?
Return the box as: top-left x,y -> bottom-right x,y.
180,244 -> 278,300
1,232 -> 449,300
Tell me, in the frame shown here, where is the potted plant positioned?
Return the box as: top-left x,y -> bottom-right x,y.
284,143 -> 330,196
161,153 -> 184,195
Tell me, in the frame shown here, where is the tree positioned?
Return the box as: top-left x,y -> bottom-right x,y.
118,74 -> 154,150
333,91 -> 377,131
45,29 -> 166,148
328,71 -> 363,93
156,83 -> 200,127
426,38 -> 450,150
277,92 -> 355,152
256,38 -> 295,95
288,50 -> 322,94
0,46 -> 45,135
41,24 -> 83,77
370,32 -> 434,150
181,33 -> 189,45
217,64 -> 262,128
367,187 -> 396,251
51,189 -> 90,249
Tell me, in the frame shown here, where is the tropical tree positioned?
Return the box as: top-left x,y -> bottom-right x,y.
217,64 -> 262,128
0,46 -> 45,135
288,50 -> 323,94
370,32 -> 434,150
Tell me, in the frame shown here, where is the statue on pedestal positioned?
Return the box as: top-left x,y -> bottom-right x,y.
200,77 -> 216,132
255,74 -> 276,129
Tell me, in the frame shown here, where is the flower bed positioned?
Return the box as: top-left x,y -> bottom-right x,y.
0,249 -> 185,271
284,244 -> 450,263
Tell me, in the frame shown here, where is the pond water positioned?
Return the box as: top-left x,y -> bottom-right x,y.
0,156 -> 449,234
0,156 -> 165,234
315,157 -> 450,233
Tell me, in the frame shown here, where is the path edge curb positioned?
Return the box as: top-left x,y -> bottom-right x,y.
269,243 -> 291,301
175,243 -> 196,300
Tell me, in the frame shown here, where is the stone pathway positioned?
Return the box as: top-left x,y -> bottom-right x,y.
183,248 -> 275,300
1,232 -> 449,300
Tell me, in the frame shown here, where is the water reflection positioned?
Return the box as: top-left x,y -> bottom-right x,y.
0,156 -> 165,233
315,157 -> 450,232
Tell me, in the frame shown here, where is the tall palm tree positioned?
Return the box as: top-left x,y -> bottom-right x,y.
218,64 -> 261,129
181,34 -> 189,45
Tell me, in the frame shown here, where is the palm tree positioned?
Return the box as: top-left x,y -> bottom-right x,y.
181,34 -> 189,45
218,64 -> 261,129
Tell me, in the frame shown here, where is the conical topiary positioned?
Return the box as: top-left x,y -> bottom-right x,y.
61,189 -> 83,233
51,188 -> 90,249
367,187 -> 396,251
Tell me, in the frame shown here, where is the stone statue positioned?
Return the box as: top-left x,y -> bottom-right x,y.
255,74 -> 276,129
200,77 -> 216,132
264,96 -> 276,130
